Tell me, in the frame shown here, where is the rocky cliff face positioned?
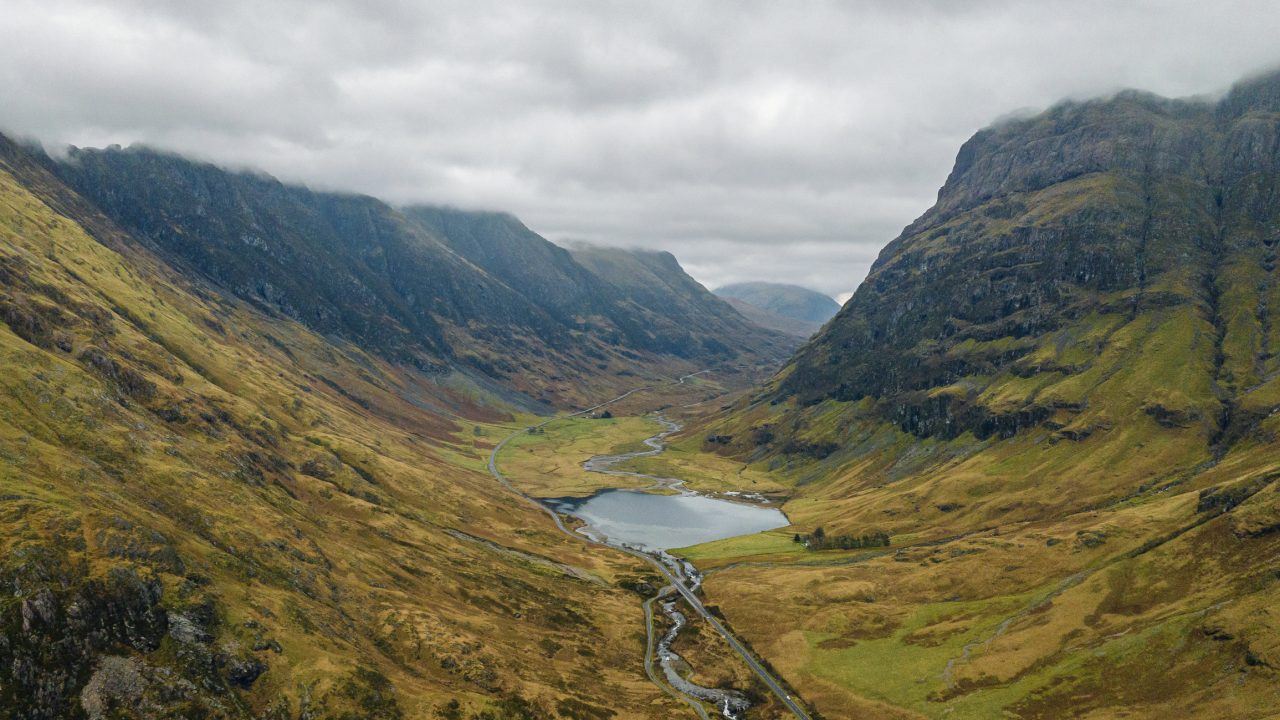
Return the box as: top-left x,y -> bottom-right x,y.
404,206 -> 608,320
779,70 -> 1280,446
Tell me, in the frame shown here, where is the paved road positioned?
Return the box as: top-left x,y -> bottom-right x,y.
486,374 -> 813,720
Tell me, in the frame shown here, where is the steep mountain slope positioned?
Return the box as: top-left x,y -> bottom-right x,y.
34,144 -> 787,408
775,77 -> 1280,444
0,135 -> 700,718
405,206 -> 796,361
567,243 -> 800,361
684,71 -> 1280,719
714,282 -> 840,328
403,206 -> 608,320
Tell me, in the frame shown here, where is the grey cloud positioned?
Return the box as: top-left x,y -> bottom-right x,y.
3,0 -> 1280,298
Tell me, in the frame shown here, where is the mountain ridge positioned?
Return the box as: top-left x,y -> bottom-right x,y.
775,69 -> 1280,444
20,139 -> 789,409
0,127 -> 728,719
681,68 -> 1280,719
405,209 -> 798,364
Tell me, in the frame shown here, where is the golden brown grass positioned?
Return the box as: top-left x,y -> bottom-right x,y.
0,162 -> 691,718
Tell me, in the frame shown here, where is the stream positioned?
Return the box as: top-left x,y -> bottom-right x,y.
547,414 -> 789,718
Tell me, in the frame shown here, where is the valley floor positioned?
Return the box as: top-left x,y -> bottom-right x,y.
499,390 -> 1280,719
3,137 -> 1276,717
490,376 -> 810,720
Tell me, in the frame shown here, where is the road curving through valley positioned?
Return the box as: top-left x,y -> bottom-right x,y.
486,372 -> 814,720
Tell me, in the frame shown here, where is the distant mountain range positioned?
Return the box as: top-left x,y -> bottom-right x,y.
713,281 -> 840,337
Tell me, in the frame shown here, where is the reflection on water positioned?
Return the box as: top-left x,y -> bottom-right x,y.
547,489 -> 788,551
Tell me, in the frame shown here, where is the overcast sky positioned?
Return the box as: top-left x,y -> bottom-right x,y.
3,1 -> 1280,300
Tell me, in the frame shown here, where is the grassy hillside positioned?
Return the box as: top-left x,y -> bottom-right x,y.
673,72 -> 1280,719
0,134 -> 699,719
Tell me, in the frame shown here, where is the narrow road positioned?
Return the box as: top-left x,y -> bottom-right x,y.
486,373 -> 814,720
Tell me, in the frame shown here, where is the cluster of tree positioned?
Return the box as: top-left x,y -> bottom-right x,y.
794,526 -> 890,551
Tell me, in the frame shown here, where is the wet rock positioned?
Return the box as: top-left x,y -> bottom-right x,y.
1143,402 -> 1201,428
78,655 -> 212,719
1198,476 -> 1273,514
95,517 -> 185,575
0,553 -> 182,717
299,456 -> 336,479
78,346 -> 157,402
1202,625 -> 1235,642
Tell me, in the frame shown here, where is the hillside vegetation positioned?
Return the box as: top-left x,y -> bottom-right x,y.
36,143 -> 789,409
685,71 -> 1280,719
8,56 -> 1280,720
0,134 -> 708,719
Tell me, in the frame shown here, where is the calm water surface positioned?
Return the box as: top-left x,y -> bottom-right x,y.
548,490 -> 788,551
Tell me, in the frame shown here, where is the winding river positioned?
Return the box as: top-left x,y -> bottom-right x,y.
487,378 -> 812,720
549,415 -> 789,718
